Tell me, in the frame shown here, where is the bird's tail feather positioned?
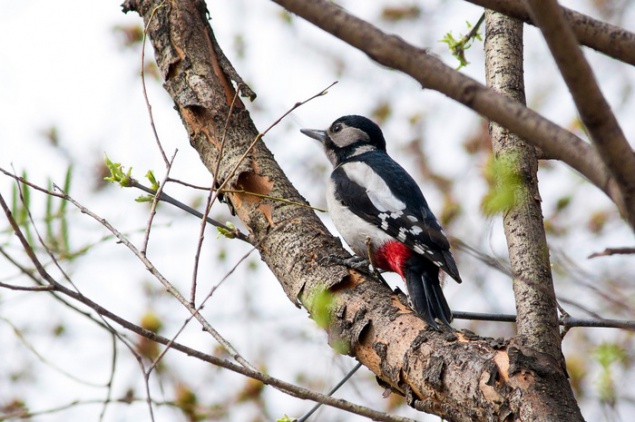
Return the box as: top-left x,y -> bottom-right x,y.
404,262 -> 453,330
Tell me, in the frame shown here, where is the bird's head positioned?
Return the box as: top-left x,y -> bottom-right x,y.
301,115 -> 386,166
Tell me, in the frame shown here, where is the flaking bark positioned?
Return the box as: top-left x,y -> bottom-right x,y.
123,0 -> 585,419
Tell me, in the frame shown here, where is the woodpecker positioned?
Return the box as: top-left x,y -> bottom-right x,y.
301,115 -> 462,330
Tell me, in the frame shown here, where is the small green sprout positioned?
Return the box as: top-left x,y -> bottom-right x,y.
481,153 -> 524,216
310,287 -> 335,329
216,221 -> 237,239
103,155 -> 135,187
440,19 -> 483,70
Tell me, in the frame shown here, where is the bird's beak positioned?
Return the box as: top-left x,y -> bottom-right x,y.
300,128 -> 329,144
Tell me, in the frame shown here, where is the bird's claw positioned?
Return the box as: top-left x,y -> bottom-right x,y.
319,254 -> 371,271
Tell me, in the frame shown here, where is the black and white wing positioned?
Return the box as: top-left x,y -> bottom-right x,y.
331,154 -> 461,283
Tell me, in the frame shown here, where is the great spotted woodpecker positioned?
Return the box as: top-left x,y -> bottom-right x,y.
301,115 -> 462,330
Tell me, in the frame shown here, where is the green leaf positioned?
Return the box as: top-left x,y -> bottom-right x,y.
481,153 -> 523,215
145,170 -> 159,191
593,342 -> 627,405
439,19 -> 483,69
135,195 -> 155,203
60,166 -> 72,253
216,222 -> 236,239
594,342 -> 627,368
103,155 -> 135,187
309,287 -> 335,329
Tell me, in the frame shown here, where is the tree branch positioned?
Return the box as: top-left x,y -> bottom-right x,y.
524,0 -> 635,232
465,0 -> 635,66
270,0 -> 631,227
483,11 -> 581,420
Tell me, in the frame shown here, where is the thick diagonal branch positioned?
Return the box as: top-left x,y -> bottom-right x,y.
271,0 -> 631,228
523,0 -> 635,231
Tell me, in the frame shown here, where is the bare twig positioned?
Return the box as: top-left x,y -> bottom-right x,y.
140,0 -> 169,166
98,332 -> 118,422
2,181 -> 158,421
10,166 -> 81,294
131,180 -> 249,241
53,186 -> 258,372
0,280 -> 53,291
298,362 -> 363,422
142,150 -> 178,254
588,247 -> 635,259
190,85 -> 243,305
222,189 -> 326,212
0,195 -> 413,421
1,317 -> 108,387
147,246 -> 256,375
452,311 -> 635,330
165,177 -> 210,191
213,81 -> 338,200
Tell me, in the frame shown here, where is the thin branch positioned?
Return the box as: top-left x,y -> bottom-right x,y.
10,166 -> 82,295
0,280 -> 53,291
0,397 -> 177,421
1,317 -> 109,387
524,0 -> 635,231
0,168 -> 66,198
98,332 -> 118,422
0,201 -> 414,422
165,177 -> 210,191
142,149 -> 178,254
213,81 -> 337,200
53,186 -> 258,372
452,311 -> 635,330
298,362 -> 363,422
0,246 -> 118,334
141,0 -> 169,166
2,182 -> 159,421
588,247 -> 635,259
190,85 -> 243,305
147,247 -> 256,375
131,181 -> 250,242
222,189 -> 326,212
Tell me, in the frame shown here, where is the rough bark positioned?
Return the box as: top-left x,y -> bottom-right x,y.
485,11 -> 583,420
122,0 -> 584,419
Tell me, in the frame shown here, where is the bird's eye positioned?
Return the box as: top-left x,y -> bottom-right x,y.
332,123 -> 342,133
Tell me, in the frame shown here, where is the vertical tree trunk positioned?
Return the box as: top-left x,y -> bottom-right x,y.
485,11 -> 583,421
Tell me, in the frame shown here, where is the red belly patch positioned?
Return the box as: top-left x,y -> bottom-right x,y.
374,241 -> 411,279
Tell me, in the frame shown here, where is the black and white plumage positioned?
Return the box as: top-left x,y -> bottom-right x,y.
301,115 -> 462,330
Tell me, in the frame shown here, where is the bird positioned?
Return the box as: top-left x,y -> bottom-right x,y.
301,115 -> 462,330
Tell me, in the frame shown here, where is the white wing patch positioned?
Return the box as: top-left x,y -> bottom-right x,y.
342,161 -> 406,212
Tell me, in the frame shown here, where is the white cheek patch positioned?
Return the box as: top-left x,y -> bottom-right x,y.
342,161 -> 406,212
332,127 -> 369,148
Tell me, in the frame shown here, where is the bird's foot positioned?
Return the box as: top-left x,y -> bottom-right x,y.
319,255 -> 390,286
319,254 -> 371,271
